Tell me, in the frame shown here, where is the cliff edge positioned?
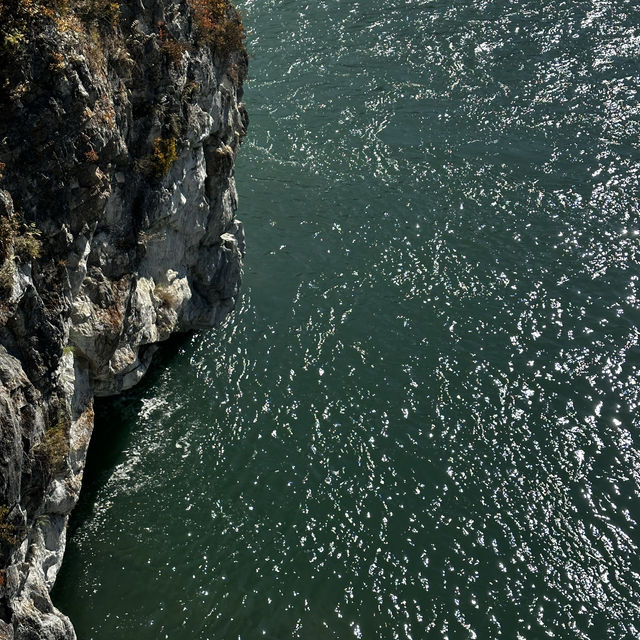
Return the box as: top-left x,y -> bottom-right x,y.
0,0 -> 248,637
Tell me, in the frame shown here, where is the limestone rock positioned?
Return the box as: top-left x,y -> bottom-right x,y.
0,0 -> 248,636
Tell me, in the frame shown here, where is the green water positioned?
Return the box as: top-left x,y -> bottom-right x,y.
52,0 -> 640,638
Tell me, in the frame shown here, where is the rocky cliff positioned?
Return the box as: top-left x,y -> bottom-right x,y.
0,1 -> 248,637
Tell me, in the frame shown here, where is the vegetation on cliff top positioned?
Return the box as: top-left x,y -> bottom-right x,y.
188,0 -> 245,56
0,0 -> 245,59
0,0 -> 119,48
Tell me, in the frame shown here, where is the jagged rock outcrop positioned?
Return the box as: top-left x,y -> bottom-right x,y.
0,1 -> 248,637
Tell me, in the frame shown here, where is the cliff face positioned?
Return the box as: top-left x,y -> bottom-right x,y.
0,1 -> 247,637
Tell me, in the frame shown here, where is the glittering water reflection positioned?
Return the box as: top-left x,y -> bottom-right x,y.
53,0 -> 640,638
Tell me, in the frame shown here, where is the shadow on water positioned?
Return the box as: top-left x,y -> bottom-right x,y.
51,332 -> 191,601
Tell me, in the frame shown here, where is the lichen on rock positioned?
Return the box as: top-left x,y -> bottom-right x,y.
0,0 -> 248,636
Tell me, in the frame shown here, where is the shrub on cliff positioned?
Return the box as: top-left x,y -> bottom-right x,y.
152,137 -> 178,177
188,0 -> 245,59
0,506 -> 19,547
0,0 -> 121,104
13,222 -> 41,260
0,212 -> 41,264
157,20 -> 191,65
0,0 -> 120,50
77,0 -> 120,28
0,0 -> 75,54
35,420 -> 70,475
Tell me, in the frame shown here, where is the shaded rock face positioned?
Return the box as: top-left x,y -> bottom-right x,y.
0,1 -> 248,637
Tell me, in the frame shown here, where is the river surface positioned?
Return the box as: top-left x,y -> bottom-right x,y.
52,0 -> 640,638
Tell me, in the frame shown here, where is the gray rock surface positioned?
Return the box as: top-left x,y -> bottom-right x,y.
0,1 -> 248,637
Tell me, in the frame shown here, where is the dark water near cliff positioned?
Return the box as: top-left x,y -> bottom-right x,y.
52,0 -> 640,638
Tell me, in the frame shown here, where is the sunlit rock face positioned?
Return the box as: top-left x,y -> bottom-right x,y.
0,1 -> 247,636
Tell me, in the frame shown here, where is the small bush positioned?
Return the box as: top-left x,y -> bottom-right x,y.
36,420 -> 69,474
3,28 -> 25,51
189,0 -> 226,34
0,214 -> 41,263
13,222 -> 41,260
162,38 -> 188,64
49,50 -> 65,70
214,13 -> 245,56
55,11 -> 83,33
76,0 -> 120,29
157,20 -> 190,65
188,0 -> 245,58
182,80 -> 199,103
152,137 -> 178,177
0,506 -> 19,547
0,0 -> 69,58
103,0 -> 120,28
